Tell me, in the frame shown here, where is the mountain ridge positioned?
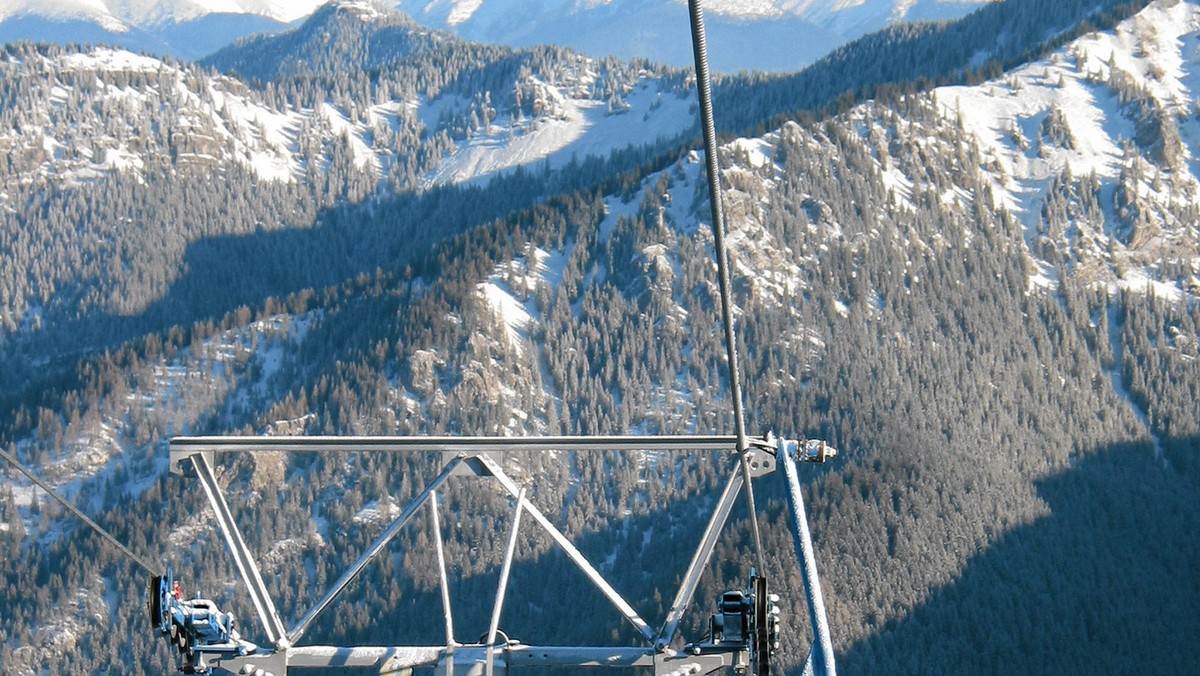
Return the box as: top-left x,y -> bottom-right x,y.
0,0 -> 992,70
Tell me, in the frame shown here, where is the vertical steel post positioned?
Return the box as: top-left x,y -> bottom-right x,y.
431,489 -> 456,673
487,488 -> 525,676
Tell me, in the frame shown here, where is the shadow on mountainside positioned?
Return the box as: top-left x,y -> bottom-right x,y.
0,162 -> 581,404
837,436 -> 1200,675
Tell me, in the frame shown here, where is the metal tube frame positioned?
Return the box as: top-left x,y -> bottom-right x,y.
169,434 -> 830,675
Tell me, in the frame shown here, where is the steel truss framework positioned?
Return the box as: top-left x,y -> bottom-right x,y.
166,434 -> 835,676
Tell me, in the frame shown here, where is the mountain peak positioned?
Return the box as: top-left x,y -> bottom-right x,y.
316,0 -> 398,23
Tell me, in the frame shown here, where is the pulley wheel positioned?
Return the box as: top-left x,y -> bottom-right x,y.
149,575 -> 171,634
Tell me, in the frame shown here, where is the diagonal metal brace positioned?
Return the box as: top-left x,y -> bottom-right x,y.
656,458 -> 744,650
190,451 -> 289,647
475,454 -> 658,644
287,455 -> 465,646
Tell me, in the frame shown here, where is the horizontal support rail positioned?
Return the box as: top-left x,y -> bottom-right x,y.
284,645 -> 659,669
170,435 -> 775,475
218,644 -> 713,671
173,435 -> 757,455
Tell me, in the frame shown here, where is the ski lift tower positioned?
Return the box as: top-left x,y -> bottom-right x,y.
158,433 -> 836,675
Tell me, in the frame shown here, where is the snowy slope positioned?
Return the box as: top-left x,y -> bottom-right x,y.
455,0 -> 1200,398
416,3 -> 1200,477
0,0 -> 322,59
397,0 -> 987,30
0,46 -> 348,189
933,0 -> 1200,299
422,76 -> 695,186
0,0 -> 322,28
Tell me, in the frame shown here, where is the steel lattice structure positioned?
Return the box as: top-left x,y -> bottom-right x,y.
157,434 -> 835,675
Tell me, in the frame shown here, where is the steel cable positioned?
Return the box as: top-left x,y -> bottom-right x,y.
0,446 -> 162,576
686,0 -> 766,572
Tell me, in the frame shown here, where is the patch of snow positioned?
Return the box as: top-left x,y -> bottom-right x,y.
99,145 -> 143,172
57,48 -> 165,73
479,280 -> 533,352
446,0 -> 482,25
167,514 -> 211,548
599,193 -> 641,243
880,164 -> 915,209
1116,268 -> 1184,303
319,103 -> 378,173
423,77 -> 693,187
731,136 -> 773,169
353,497 -> 401,525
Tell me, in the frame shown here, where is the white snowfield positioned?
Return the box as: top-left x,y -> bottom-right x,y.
398,0 -> 988,30
0,0 -> 991,70
424,78 -> 695,186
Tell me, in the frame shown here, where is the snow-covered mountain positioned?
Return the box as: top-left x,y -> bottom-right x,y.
0,0 -> 991,69
933,0 -> 1200,299
5,0 -> 1194,526
0,45 -> 693,193
0,0 -> 325,60
392,0 -> 993,72
0,0 -> 319,26
0,31 -> 696,342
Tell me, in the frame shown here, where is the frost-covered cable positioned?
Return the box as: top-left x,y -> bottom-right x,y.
686,0 -> 765,571
0,446 -> 162,577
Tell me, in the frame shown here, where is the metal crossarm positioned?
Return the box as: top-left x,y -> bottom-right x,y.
170,435 -> 748,464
